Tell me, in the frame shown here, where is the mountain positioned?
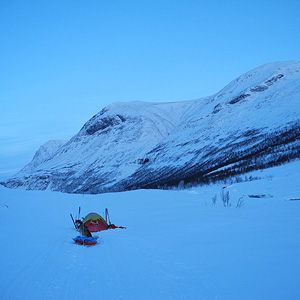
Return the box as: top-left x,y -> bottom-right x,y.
2,61 -> 300,194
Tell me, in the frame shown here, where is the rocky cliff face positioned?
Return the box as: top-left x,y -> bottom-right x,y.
2,61 -> 300,193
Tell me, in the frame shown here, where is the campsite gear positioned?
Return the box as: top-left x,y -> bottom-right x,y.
73,236 -> 98,246
75,220 -> 92,237
70,214 -> 78,230
105,208 -> 111,224
83,212 -> 109,232
109,224 -> 126,229
83,211 -> 127,232
103,208 -> 125,229
72,208 -> 126,233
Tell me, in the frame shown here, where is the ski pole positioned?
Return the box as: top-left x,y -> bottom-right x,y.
70,213 -> 77,230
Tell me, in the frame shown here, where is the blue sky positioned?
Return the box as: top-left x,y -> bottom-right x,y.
1,0 -> 299,179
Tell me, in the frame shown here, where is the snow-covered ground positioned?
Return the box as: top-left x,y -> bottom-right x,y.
1,161 -> 300,300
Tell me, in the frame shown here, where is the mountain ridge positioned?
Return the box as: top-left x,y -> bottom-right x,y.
2,61 -> 300,193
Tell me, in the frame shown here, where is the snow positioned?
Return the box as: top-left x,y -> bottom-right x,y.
4,61 -> 300,194
15,140 -> 68,176
1,161 -> 300,300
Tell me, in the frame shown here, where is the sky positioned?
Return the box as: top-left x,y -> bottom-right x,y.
1,0 -> 300,179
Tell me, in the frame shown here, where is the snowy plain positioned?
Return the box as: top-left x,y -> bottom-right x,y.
1,161 -> 300,300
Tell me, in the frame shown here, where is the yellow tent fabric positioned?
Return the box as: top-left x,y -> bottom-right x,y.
82,213 -> 109,228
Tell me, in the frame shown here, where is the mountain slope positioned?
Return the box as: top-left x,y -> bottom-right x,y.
2,61 -> 300,193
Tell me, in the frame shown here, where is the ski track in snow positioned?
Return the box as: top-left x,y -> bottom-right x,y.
1,228 -> 227,300
2,231 -> 77,300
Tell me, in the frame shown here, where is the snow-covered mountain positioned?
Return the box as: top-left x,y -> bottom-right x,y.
2,61 -> 300,193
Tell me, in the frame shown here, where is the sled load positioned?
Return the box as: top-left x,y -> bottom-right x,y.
73,236 -> 98,246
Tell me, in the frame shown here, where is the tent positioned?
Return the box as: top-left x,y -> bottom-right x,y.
83,212 -> 109,232
72,209 -> 126,233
